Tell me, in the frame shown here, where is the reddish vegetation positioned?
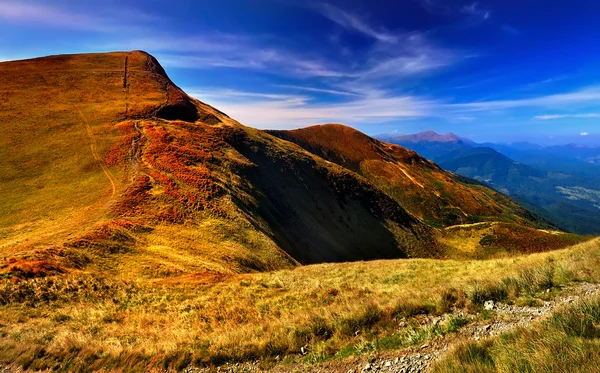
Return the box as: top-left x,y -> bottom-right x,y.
2,258 -> 63,279
142,122 -> 225,214
490,224 -> 587,254
106,119 -> 232,223
105,121 -> 139,167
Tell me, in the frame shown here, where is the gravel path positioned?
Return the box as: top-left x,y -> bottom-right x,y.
189,282 -> 600,373
1,284 -> 598,373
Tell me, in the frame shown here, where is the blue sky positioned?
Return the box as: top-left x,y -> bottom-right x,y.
1,0 -> 599,144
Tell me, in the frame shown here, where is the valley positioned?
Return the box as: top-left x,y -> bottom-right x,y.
379,131 -> 600,235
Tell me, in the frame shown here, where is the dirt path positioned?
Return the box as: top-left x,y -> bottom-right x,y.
188,282 -> 600,373
73,105 -> 117,197
397,166 -> 424,189
35,73 -> 117,198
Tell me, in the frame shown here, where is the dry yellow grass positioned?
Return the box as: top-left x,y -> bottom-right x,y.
1,51 -> 597,372
1,238 -> 598,371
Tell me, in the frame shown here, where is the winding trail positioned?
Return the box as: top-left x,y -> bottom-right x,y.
73,105 -> 117,197
187,281 -> 600,373
397,165 -> 424,189
35,73 -> 118,199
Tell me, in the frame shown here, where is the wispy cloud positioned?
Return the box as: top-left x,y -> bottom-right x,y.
135,30 -> 463,83
450,86 -> 600,112
103,33 -> 350,78
316,3 -> 397,43
501,25 -> 520,35
187,87 -> 435,128
185,83 -> 600,129
581,132 -> 589,136
274,84 -> 360,97
534,113 -> 600,120
362,44 -> 460,79
461,2 -> 491,21
521,75 -> 569,90
0,1 -> 156,32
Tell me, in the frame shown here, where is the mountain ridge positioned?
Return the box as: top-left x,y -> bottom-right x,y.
377,130 -> 600,234
0,51 -> 585,281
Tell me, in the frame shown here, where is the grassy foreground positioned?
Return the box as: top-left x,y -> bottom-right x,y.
432,296 -> 600,373
0,238 -> 598,371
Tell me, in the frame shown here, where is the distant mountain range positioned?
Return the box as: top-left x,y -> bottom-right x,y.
378,131 -> 600,234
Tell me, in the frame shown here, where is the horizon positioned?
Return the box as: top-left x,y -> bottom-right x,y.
1,0 -> 599,145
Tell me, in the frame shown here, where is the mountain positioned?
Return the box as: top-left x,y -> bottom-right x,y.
268,124 -> 539,228
0,52 -> 583,282
379,130 -> 475,145
0,51 -> 444,279
379,130 -> 600,234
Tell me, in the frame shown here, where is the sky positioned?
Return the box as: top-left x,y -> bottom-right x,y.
1,0 -> 599,144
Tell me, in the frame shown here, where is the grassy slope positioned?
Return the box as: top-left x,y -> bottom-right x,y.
440,222 -> 590,259
0,238 -> 598,371
268,124 -> 543,228
0,51 -> 439,280
0,51 -> 598,372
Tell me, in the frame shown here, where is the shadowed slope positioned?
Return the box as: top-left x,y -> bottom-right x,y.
0,52 -> 438,278
268,124 -> 544,228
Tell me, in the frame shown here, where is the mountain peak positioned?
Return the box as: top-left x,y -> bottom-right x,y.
379,130 -> 474,145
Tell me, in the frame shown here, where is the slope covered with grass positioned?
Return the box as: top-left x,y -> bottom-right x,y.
0,51 -> 440,280
268,124 -> 543,228
0,238 -> 598,372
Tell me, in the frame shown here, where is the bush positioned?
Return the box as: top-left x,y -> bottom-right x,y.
291,315 -> 333,346
338,303 -> 383,336
439,288 -> 465,313
550,299 -> 600,338
468,282 -> 508,306
392,301 -> 436,319
445,315 -> 469,333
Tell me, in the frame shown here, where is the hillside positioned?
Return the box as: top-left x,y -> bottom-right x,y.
0,51 -> 596,373
380,131 -> 600,234
0,51 -> 442,281
268,124 -> 541,228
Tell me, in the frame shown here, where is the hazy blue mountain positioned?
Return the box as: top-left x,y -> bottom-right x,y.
378,131 -> 600,234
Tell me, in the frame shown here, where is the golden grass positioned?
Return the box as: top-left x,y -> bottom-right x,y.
1,52 -> 598,371
0,238 -> 598,371
440,222 -> 590,259
0,51 -> 164,252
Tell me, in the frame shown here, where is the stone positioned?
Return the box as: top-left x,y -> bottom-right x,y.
385,361 -> 392,367
484,300 -> 495,310
363,363 -> 372,371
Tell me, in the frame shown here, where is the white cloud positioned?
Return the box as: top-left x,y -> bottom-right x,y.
0,1 -> 156,32
534,113 -> 600,120
362,49 -> 458,79
317,3 -> 397,43
274,85 -> 360,97
581,132 -> 589,136
187,87 -> 435,128
461,2 -> 491,21
451,86 -> 600,112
